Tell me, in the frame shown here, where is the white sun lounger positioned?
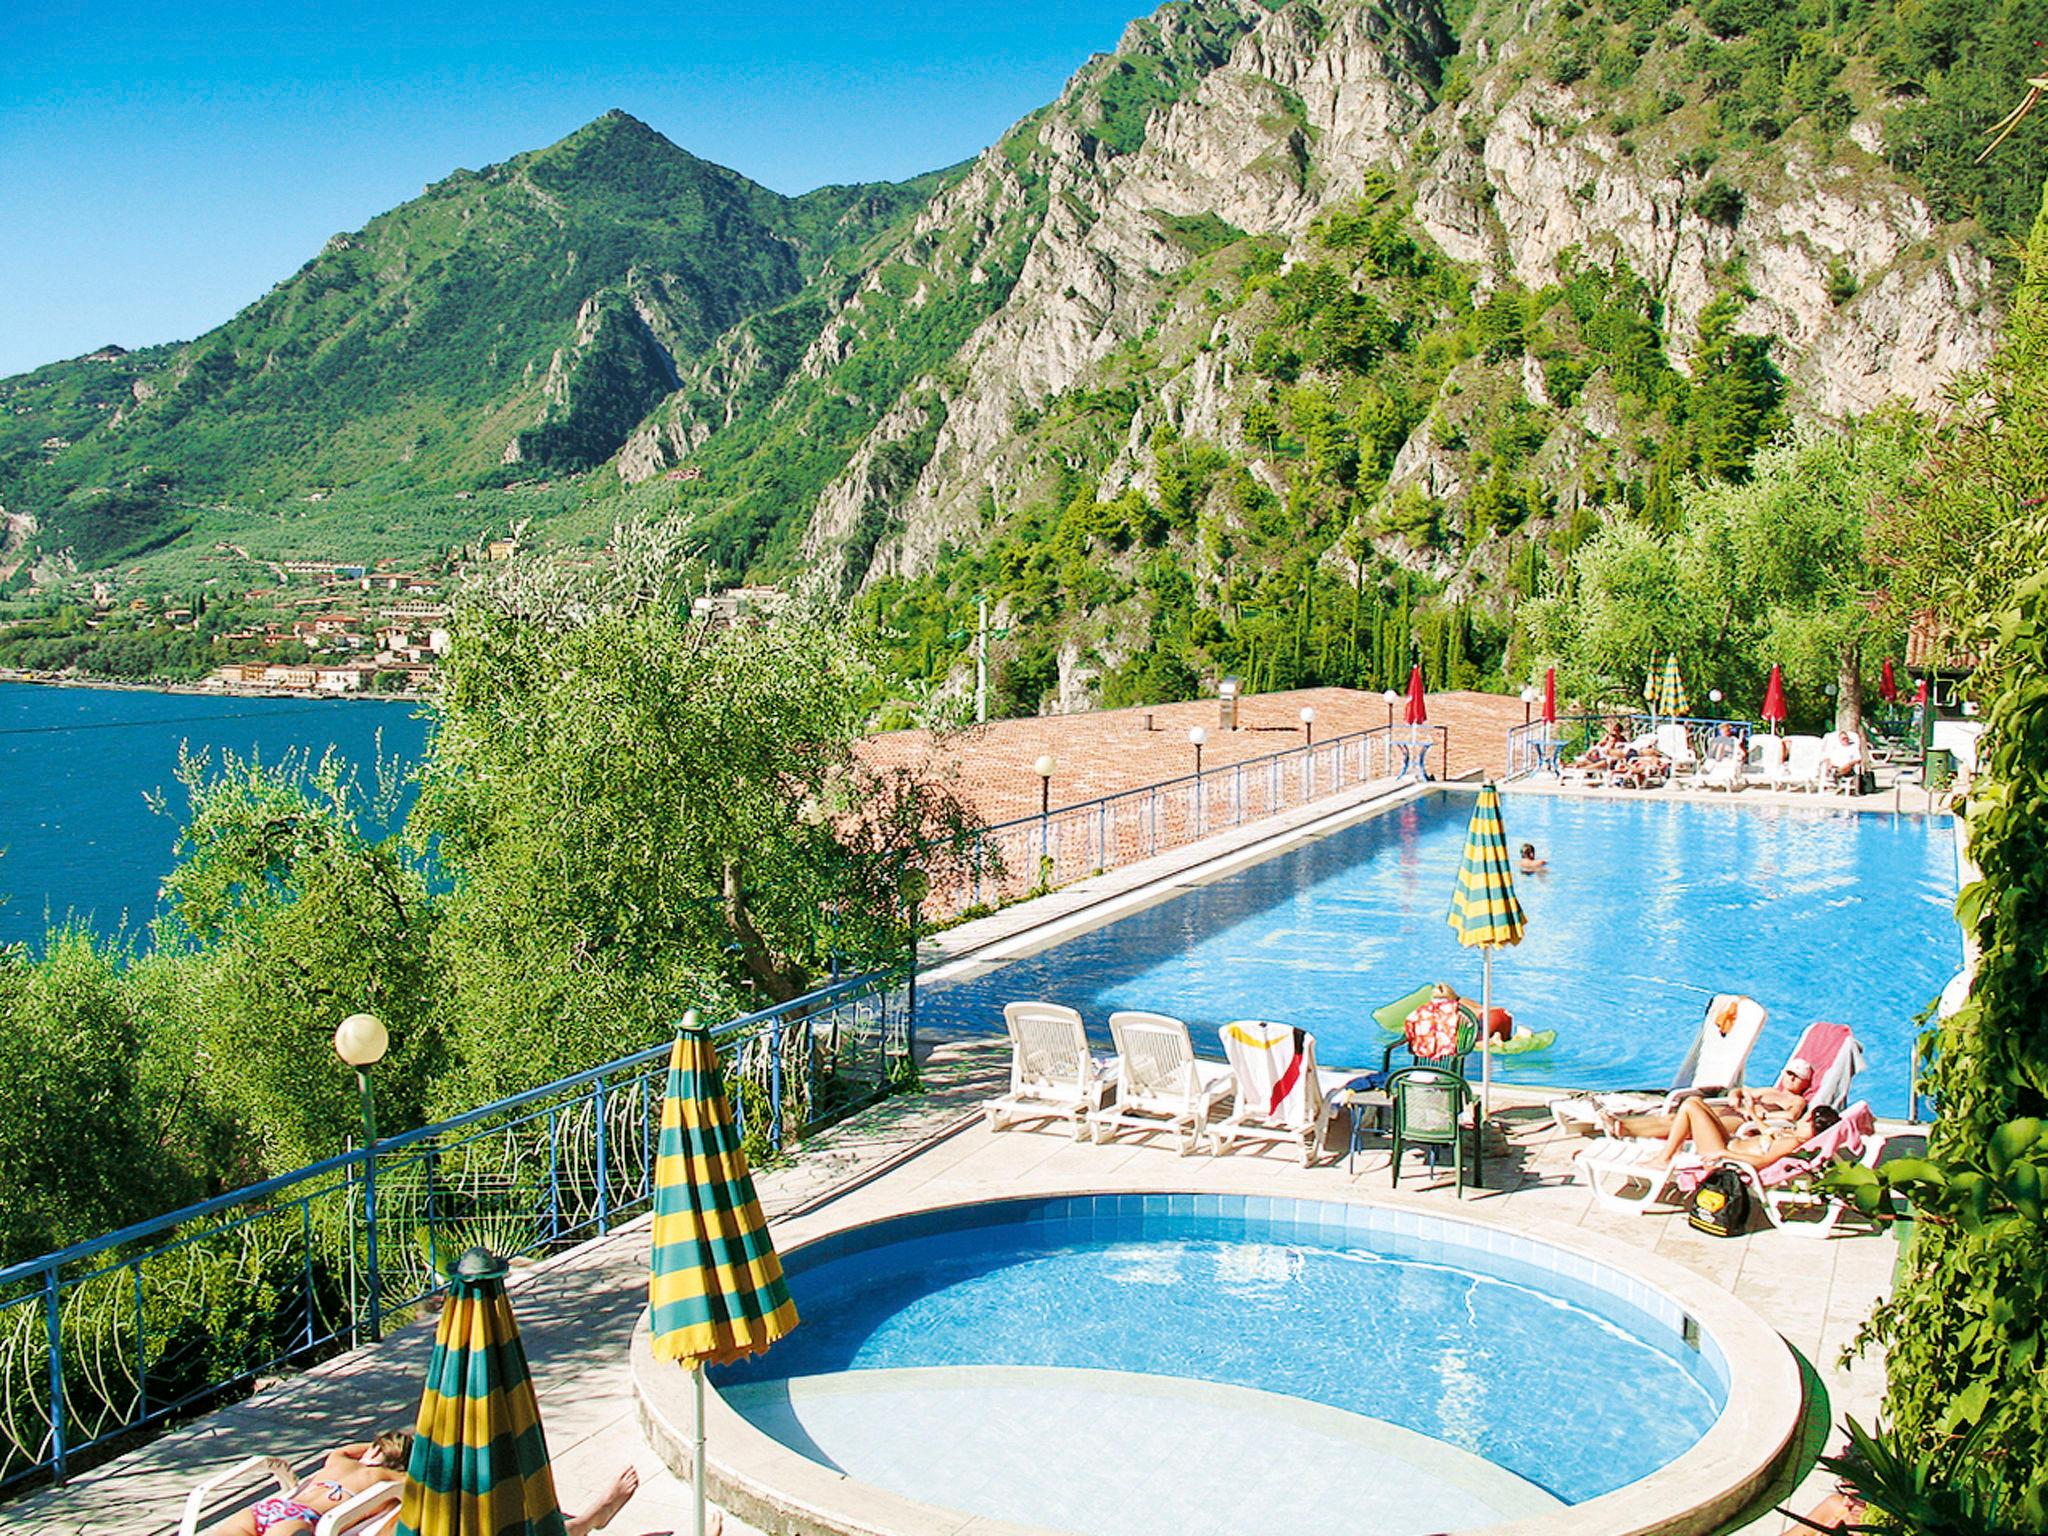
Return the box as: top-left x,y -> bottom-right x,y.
1655,723 -> 1698,783
1781,734 -> 1825,791
1212,1021 -> 1355,1166
180,1458 -> 399,1536
1551,995 -> 1768,1136
1087,1011 -> 1235,1154
983,1001 -> 1118,1138
1754,1103 -> 1887,1238
1698,736 -> 1747,791
1747,733 -> 1790,790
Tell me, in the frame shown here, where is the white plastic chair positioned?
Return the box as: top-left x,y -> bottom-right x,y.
983,1001 -> 1117,1138
1757,1104 -> 1887,1238
1654,723 -> 1698,783
1782,735 -> 1825,791
181,1456 -> 282,1536
1698,735 -> 1747,791
1212,1021 -> 1355,1165
1088,1011 -> 1234,1154
1551,994 -> 1767,1135
179,1459 -> 398,1536
1747,733 -> 1789,790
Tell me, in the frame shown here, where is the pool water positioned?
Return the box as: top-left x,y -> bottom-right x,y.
714,1198 -> 1725,1525
923,792 -> 1960,1115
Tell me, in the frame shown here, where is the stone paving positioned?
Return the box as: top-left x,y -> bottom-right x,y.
19,1031 -> 1903,1536
858,687 -> 1523,825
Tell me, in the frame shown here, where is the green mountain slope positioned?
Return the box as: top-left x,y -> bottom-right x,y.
0,111 -> 945,568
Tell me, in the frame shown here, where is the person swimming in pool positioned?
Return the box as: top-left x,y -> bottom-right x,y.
1519,842 -> 1546,873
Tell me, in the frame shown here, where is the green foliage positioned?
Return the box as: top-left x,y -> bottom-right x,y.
1838,205 -> 2048,1527
0,929 -> 197,1261
418,543 -> 983,1104
153,746 -> 446,1172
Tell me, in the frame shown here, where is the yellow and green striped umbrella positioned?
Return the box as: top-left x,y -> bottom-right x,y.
394,1247 -> 566,1536
649,1014 -> 798,1536
1447,783 -> 1526,1129
1653,653 -> 1689,719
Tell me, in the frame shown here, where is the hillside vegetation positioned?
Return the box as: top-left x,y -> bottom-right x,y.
1,0 -> 2041,717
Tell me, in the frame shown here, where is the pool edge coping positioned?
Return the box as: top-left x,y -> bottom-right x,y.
631,1185 -> 1803,1536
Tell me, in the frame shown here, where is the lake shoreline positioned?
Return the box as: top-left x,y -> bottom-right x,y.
0,669 -> 429,703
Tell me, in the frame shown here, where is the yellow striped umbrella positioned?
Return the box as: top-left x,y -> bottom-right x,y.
1653,653 -> 1689,721
649,1012 -> 798,1536
394,1247 -> 566,1536
1447,783 -> 1527,1127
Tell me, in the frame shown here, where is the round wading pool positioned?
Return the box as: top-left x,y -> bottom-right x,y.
633,1192 -> 1803,1536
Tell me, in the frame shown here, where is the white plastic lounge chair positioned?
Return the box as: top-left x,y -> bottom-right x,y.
1698,735 -> 1746,791
1551,995 -> 1768,1135
1786,1021 -> 1864,1110
1747,733 -> 1789,790
1749,1102 -> 1886,1238
1579,1099 -> 1884,1221
1212,1021 -> 1356,1165
1817,732 -> 1865,794
1573,1134 -> 1696,1212
182,1456 -> 284,1536
1088,1010 -> 1234,1154
1655,723 -> 1698,783
983,1001 -> 1117,1138
1781,734 -> 1825,791
179,1458 -> 398,1536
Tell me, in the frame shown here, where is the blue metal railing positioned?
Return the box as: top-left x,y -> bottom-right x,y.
1504,712 -> 1754,779
0,969 -> 910,1493
938,720 -> 1449,916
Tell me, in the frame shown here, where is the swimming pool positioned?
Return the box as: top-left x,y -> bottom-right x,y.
693,1195 -> 1758,1536
922,790 -> 1960,1116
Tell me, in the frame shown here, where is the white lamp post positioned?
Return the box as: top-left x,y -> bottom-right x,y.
1033,754 -> 1056,859
335,1012 -> 389,1341
1299,705 -> 1316,748
1188,726 -> 1207,776
1382,688 -> 1398,731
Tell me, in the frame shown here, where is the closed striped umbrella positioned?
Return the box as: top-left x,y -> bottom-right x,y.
649,1013 -> 798,1536
1447,783 -> 1526,1131
394,1247 -> 566,1536
1653,653 -> 1689,720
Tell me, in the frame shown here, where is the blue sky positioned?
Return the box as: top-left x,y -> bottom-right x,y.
0,1 -> 1142,377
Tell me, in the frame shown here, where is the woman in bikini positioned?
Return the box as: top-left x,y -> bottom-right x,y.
1599,1059 -> 1815,1142
207,1433 -> 410,1536
1634,1098 -> 1840,1170
208,1432 -> 642,1536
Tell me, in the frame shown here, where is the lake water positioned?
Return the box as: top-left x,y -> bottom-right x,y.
0,683 -> 430,949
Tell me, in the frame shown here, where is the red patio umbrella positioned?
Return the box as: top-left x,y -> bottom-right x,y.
1541,666 -> 1557,725
1761,665 -> 1787,733
1879,658 -> 1899,703
1405,664 -> 1428,726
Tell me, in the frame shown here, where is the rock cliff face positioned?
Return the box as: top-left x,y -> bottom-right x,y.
610,0 -> 1997,606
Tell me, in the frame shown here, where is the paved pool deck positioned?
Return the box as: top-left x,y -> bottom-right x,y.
15,1035 -> 1902,1536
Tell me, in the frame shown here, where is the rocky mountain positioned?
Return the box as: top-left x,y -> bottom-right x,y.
1,0 -> 2037,707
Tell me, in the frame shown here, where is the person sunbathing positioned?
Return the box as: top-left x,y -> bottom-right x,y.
1572,719 -> 1628,770
1819,730 -> 1862,789
1632,1097 -> 1840,1170
207,1433 -> 641,1536
1599,1060 -> 1815,1141
1613,745 -> 1667,789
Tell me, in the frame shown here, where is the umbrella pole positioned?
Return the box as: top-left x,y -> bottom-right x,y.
694,1362 -> 708,1536
1480,948 -> 1493,1126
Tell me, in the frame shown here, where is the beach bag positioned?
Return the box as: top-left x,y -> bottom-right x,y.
1687,1166 -> 1751,1237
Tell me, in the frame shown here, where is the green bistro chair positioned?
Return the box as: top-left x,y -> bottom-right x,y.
1378,1001 -> 1482,1080
1388,1066 -> 1478,1197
